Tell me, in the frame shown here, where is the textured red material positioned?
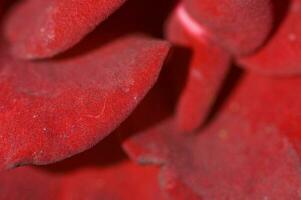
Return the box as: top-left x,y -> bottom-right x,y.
5,0 -> 127,59
239,0 -> 301,76
184,0 -> 274,55
1,0 -> 301,198
0,136 -> 165,200
166,6 -> 231,132
123,73 -> 301,199
0,35 -> 169,170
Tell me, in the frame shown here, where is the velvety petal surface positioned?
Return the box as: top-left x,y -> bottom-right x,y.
0,136 -> 166,200
5,0 -> 127,59
184,0 -> 274,55
123,73 -> 301,199
166,6 -> 231,132
0,34 -> 169,170
239,0 -> 301,76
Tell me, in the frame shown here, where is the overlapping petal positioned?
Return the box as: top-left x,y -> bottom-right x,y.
123,73 -> 301,199
4,0 -> 127,59
0,0 -> 301,199
166,5 -> 231,132
183,0 -> 274,55
0,136 -> 165,200
0,34 -> 169,170
240,0 -> 301,76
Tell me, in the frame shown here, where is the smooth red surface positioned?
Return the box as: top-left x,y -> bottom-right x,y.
166,8 -> 231,132
0,35 -> 169,170
124,73 -> 301,199
239,0 -> 301,76
184,0 -> 274,55
5,0 -> 127,59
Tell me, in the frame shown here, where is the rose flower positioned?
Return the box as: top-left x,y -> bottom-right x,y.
0,0 -> 301,199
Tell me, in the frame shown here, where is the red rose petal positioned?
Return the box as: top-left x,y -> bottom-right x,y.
0,167 -> 58,200
58,162 -> 163,200
123,73 -> 301,199
239,0 -> 301,76
0,34 -> 170,170
5,0 -> 127,59
166,6 -> 231,132
159,168 -> 202,200
184,0 -> 274,55
0,136 -> 165,200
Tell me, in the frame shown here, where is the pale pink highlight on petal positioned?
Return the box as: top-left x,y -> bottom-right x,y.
176,5 -> 207,38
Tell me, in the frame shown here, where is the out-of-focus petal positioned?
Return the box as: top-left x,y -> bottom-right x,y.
165,5 -> 231,132
239,0 -> 301,76
5,0 -> 127,59
184,0 -> 274,55
0,136 -> 166,200
123,73 -> 301,199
